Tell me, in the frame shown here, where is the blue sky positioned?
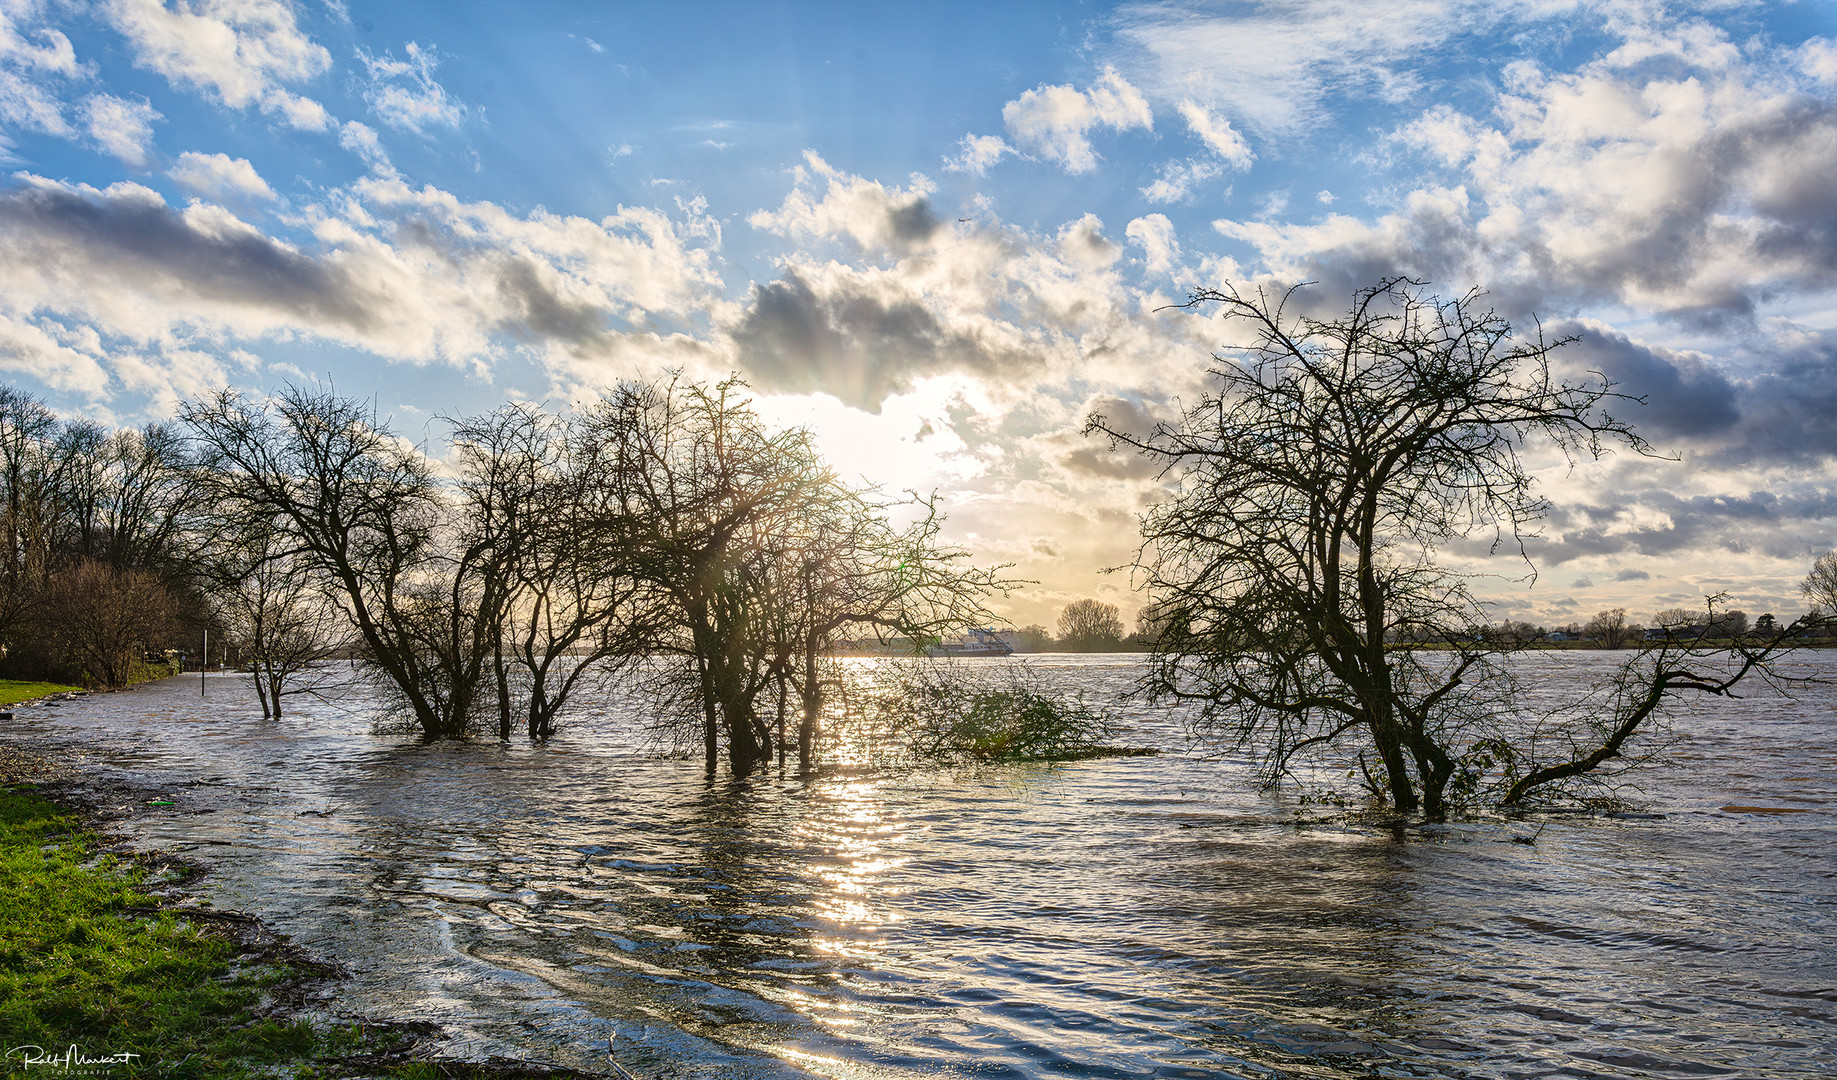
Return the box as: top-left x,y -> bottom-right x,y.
3,0 -> 1836,627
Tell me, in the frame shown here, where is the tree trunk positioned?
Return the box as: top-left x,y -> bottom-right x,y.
798,646 -> 821,773
1367,704 -> 1418,813
697,657 -> 720,776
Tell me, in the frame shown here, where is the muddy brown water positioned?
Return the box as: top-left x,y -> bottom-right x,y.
6,653 -> 1835,1078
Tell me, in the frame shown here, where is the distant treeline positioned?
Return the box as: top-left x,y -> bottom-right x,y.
0,387 -> 200,687
1003,598 -> 1152,653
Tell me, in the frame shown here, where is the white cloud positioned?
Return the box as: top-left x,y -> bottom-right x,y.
0,312 -> 110,395
339,118 -> 392,173
1177,100 -> 1253,169
264,87 -> 329,131
359,40 -> 468,135
1126,214 -> 1180,277
0,172 -> 725,382
0,3 -> 84,139
1799,37 -> 1837,86
1140,158 -> 1221,203
1114,0 -> 1528,135
944,133 -> 1014,175
1207,22 -> 1837,324
735,157 -> 1200,412
82,93 -> 160,167
747,150 -> 938,254
1000,66 -> 1152,174
168,150 -> 275,201
107,0 -> 333,130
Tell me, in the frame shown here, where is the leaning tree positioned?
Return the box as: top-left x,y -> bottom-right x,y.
1090,278 -> 1834,818
1088,278 -> 1656,818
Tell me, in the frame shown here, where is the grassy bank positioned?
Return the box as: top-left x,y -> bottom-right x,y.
0,681 -> 83,708
0,784 -> 369,1077
0,772 -> 624,1079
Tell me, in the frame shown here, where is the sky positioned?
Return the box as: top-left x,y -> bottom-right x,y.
2,0 -> 1836,630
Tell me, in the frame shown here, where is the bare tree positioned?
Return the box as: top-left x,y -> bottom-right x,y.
1583,608 -> 1636,649
1087,278 -> 1650,818
197,514 -> 346,718
45,559 -> 178,688
1650,607 -> 1702,634
585,377 -> 829,775
1503,597 -> 1829,804
0,388 -> 64,650
181,386 -> 506,739
53,422 -> 195,572
452,404 -> 645,741
1010,625 -> 1054,652
1131,605 -> 1171,647
1058,599 -> 1124,651
1804,551 -> 1837,614
584,376 -> 1013,776
772,488 -> 1016,771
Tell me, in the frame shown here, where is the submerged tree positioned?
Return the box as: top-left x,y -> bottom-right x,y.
195,513 -> 347,718
584,377 -> 827,775
452,404 -> 644,741
1088,278 -> 1656,818
586,376 -> 1012,776
1501,595 -> 1828,805
182,387 -> 506,739
772,488 -> 1015,771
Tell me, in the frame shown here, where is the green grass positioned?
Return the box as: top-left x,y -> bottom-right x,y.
0,784 -> 625,1079
0,681 -> 82,708
0,785 -> 414,1078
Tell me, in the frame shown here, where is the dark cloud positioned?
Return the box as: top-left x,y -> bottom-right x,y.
1285,199 -> 1476,314
886,197 -> 940,249
1708,333 -> 1837,466
1060,394 -> 1169,480
494,257 -> 607,345
1559,325 -> 1740,439
1082,393 -> 1161,443
1524,99 -> 1837,322
1572,576 -> 1594,588
1270,97 -> 1837,327
1614,568 -> 1650,582
1058,443 -> 1163,480
1537,487 -> 1837,565
731,269 -> 1033,410
0,179 -> 375,332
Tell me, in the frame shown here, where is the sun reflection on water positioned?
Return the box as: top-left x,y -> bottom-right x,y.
806,779 -> 908,950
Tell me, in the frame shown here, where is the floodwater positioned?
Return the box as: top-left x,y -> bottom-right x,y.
6,653 -> 1835,1079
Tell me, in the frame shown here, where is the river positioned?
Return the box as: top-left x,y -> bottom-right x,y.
6,653 -> 1834,1078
